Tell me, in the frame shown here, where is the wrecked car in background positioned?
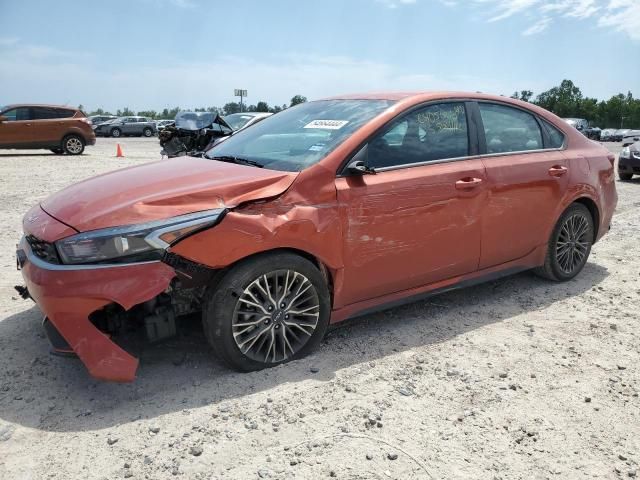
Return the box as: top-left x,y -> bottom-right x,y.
16,92 -> 617,382
159,111 -> 232,157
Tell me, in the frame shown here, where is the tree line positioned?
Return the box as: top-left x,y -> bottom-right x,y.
83,95 -> 308,120
83,80 -> 640,129
511,80 -> 640,129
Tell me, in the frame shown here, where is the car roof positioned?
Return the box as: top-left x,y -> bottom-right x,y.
2,103 -> 79,110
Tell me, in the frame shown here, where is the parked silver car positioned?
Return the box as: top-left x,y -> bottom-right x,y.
223,112 -> 272,132
622,130 -> 640,147
94,116 -> 157,138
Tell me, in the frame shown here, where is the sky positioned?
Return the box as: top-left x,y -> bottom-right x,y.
0,0 -> 639,112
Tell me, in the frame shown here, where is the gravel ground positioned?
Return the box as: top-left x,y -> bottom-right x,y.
0,138 -> 638,480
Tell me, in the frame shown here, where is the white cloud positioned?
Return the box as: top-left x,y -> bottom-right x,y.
375,0 -> 417,8
433,0 -> 640,39
599,0 -> 640,41
523,16 -> 551,35
2,43 -> 496,111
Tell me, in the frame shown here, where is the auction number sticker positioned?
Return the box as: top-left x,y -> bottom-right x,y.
304,120 -> 349,130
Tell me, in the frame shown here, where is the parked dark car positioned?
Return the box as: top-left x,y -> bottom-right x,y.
0,104 -> 95,154
613,129 -> 630,142
94,116 -> 157,137
585,126 -> 601,141
619,142 -> 640,180
601,128 -> 617,142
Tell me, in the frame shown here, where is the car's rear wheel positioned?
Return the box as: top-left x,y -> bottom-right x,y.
143,127 -> 153,137
50,148 -> 64,154
62,135 -> 85,155
535,203 -> 594,282
202,252 -> 330,371
619,172 -> 633,181
110,128 -> 121,138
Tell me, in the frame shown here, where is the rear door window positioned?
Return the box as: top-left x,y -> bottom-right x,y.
32,107 -> 62,119
368,102 -> 469,169
478,103 -> 543,154
541,120 -> 565,149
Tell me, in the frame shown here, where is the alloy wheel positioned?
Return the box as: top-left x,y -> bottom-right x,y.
231,269 -> 320,363
65,137 -> 83,154
555,213 -> 591,275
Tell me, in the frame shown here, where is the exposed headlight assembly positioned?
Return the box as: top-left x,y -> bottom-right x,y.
55,209 -> 224,265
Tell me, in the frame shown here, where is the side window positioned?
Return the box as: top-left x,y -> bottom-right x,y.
479,103 -> 543,154
138,118 -> 149,122
368,102 -> 469,169
32,107 -> 62,120
542,120 -> 565,149
55,109 -> 75,119
2,107 -> 31,121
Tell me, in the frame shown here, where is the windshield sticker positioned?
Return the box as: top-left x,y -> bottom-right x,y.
308,144 -> 325,152
304,120 -> 349,130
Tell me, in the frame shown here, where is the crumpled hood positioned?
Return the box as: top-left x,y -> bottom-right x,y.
41,156 -> 298,232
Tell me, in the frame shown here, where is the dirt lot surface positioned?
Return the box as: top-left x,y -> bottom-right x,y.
0,138 -> 638,480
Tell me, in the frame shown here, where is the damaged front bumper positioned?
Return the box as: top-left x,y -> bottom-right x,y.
17,237 -> 176,382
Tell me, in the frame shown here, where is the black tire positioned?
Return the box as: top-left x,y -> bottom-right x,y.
534,203 -> 594,282
202,252 -> 330,371
110,127 -> 121,138
50,148 -> 64,154
61,135 -> 85,155
143,127 -> 153,137
619,172 -> 633,181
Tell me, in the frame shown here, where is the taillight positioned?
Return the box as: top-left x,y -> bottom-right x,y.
607,154 -> 615,167
80,118 -> 91,125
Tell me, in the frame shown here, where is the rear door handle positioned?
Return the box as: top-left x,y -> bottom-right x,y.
455,177 -> 483,190
548,165 -> 568,177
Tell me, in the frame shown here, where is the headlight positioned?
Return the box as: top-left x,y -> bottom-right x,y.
620,147 -> 630,159
55,208 -> 224,265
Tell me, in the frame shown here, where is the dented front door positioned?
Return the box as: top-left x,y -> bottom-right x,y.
335,159 -> 486,306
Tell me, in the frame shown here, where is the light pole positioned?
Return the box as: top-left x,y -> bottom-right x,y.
234,89 -> 247,113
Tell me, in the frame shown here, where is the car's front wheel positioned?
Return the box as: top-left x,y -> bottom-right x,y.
202,252 -> 330,371
619,172 -> 633,181
110,128 -> 121,138
143,127 -> 153,137
62,135 -> 85,155
535,203 -> 594,282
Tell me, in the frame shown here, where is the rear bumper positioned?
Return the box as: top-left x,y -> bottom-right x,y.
17,237 -> 175,382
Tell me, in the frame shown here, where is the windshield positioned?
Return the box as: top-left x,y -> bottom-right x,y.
206,99 -> 394,172
175,111 -> 215,130
224,113 -> 257,131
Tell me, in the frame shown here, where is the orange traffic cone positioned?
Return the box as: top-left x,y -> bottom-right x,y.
116,143 -> 124,157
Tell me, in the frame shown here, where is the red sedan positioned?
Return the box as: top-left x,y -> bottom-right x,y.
16,92 -> 617,381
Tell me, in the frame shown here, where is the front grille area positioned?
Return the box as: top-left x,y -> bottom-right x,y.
25,235 -> 60,264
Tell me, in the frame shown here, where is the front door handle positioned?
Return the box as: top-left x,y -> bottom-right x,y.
548,165 -> 568,177
455,177 -> 483,190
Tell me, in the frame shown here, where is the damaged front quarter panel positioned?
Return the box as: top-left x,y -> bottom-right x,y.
169,166 -> 346,308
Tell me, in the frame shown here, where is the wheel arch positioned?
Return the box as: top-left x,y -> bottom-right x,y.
214,247 -> 336,307
572,196 -> 600,242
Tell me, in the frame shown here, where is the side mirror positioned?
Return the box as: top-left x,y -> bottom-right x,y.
347,160 -> 376,175
0,115 -> 7,122
346,144 -> 375,175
